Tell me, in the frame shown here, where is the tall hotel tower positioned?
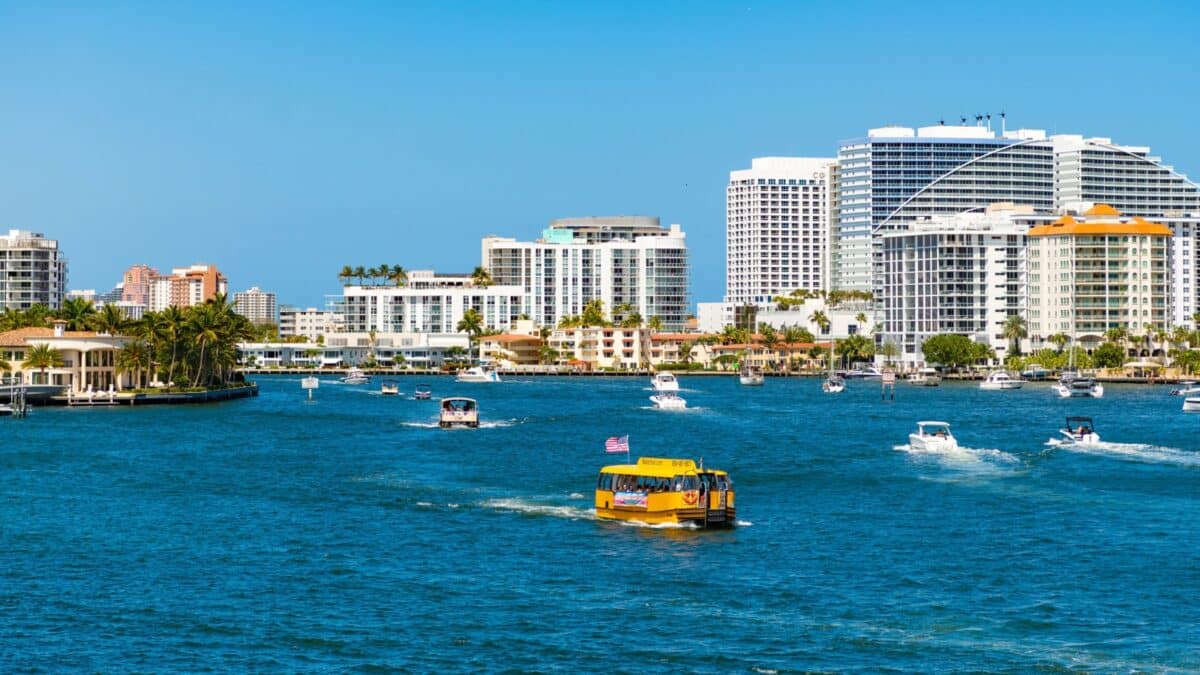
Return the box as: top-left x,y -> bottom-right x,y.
725,157 -> 835,305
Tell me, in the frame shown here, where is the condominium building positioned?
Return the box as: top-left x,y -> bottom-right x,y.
0,229 -> 68,310
279,307 -> 343,341
482,216 -> 689,330
233,286 -> 277,325
879,205 -> 1031,366
120,264 -> 159,306
725,157 -> 834,305
337,270 -> 525,334
1163,215 -> 1200,326
1053,136 -> 1200,216
148,264 -> 228,311
1027,205 -> 1171,340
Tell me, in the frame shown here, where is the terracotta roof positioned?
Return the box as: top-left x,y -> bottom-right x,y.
649,333 -> 718,342
1028,205 -> 1172,237
0,327 -> 106,346
480,334 -> 541,344
711,341 -> 832,352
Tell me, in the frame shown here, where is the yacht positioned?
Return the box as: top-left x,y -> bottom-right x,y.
1053,377 -> 1103,398
456,366 -> 501,383
380,381 -> 400,396
649,391 -> 687,410
980,371 -> 1023,390
843,366 -> 883,379
738,363 -> 764,386
651,371 -> 680,392
1054,416 -> 1100,445
1021,364 -> 1051,381
1169,381 -> 1200,396
439,397 -> 479,428
1183,397 -> 1200,413
906,367 -> 941,386
414,384 -> 433,400
908,421 -> 958,452
340,367 -> 370,385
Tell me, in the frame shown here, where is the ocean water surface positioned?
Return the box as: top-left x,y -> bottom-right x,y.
2,375 -> 1198,670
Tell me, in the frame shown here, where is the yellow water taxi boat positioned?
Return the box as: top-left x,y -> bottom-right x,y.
594,457 -> 736,527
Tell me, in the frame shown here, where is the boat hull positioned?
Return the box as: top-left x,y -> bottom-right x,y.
739,376 -> 764,386
1183,398 -> 1200,412
908,434 -> 959,452
649,395 -> 687,409
595,506 -> 736,528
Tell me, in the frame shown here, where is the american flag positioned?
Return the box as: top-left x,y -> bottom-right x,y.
605,435 -> 630,454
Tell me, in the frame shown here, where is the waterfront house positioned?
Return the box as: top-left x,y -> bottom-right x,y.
0,320 -> 130,393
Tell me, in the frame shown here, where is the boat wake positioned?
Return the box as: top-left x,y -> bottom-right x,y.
479,498 -> 595,520
398,418 -> 527,429
1051,441 -> 1200,467
639,406 -> 706,413
894,444 -> 1020,473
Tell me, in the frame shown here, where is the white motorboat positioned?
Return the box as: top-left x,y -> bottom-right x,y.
980,371 -> 1023,390
739,363 -> 764,386
439,397 -> 479,428
1021,364 -> 1051,380
0,404 -> 13,417
1183,397 -> 1200,412
380,381 -> 400,396
1053,377 -> 1103,398
340,367 -> 370,385
908,421 -> 958,452
651,371 -> 680,392
1053,415 -> 1101,445
414,384 -> 433,400
456,366 -> 501,383
844,366 -> 883,379
906,367 -> 941,386
649,391 -> 687,410
1169,381 -> 1200,396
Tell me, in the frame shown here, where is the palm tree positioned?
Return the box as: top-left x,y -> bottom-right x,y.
471,266 -> 493,288
581,299 -> 607,327
1048,333 -> 1070,353
353,266 -> 367,286
185,305 -> 222,386
23,343 -> 63,385
855,312 -> 869,331
377,264 -> 391,287
115,340 -> 151,389
879,340 -> 900,366
159,306 -> 186,385
646,315 -> 664,333
390,265 -> 408,287
456,308 -> 484,361
91,303 -> 130,335
808,310 -> 831,335
1002,314 -> 1028,356
58,297 -> 97,331
339,265 -> 354,286
678,340 -> 695,365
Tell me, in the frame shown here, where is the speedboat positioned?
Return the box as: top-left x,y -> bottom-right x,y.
340,367 -> 370,385
1183,397 -> 1200,412
414,384 -> 433,400
1054,416 -> 1100,445
908,421 -> 958,452
843,366 -> 883,379
439,397 -> 479,428
651,372 -> 680,392
906,367 -> 941,386
1021,364 -> 1051,380
1053,377 -> 1103,398
1170,381 -> 1200,396
980,371 -> 1022,390
380,381 -> 400,396
649,391 -> 687,409
822,375 -> 845,393
456,366 -> 501,383
739,363 -> 764,386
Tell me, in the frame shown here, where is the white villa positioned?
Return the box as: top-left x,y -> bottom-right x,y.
0,321 -> 131,393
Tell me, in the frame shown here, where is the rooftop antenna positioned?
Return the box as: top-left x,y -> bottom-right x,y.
938,119 -> 945,126
1000,111 -> 1007,135
975,113 -> 983,126
986,113 -> 992,132
960,116 -> 967,125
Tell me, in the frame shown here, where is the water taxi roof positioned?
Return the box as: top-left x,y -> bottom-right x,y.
599,457 -> 726,477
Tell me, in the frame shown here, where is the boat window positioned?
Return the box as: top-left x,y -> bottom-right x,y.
679,475 -> 700,491
597,473 -> 614,491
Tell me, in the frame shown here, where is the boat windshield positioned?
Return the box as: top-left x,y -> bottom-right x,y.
442,399 -> 476,412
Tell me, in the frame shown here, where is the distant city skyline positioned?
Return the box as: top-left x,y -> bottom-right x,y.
2,1 -> 1198,307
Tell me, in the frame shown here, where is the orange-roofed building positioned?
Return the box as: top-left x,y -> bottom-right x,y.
1027,205 -> 1170,339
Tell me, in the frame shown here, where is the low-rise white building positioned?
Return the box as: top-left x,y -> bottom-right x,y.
337,270 -> 525,335
279,307 -> 343,341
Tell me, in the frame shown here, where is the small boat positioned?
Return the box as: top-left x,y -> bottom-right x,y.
1055,415 -> 1100,445
1053,377 -> 1103,398
738,362 -> 764,386
1183,397 -> 1200,412
595,457 -> 736,528
843,366 -> 883,379
823,341 -> 844,393
906,367 -> 941,386
340,367 -> 370,385
456,366 -> 501,383
1169,381 -> 1200,396
651,371 -> 679,392
414,384 -> 432,400
380,381 -> 400,396
1021,364 -> 1051,380
649,391 -> 687,409
980,371 -> 1023,390
0,404 -> 13,417
908,421 -> 958,452
438,397 -> 479,428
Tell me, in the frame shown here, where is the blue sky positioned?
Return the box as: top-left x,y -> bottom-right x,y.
2,1 -> 1197,309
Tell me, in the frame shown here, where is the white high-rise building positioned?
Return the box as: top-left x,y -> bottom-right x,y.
233,287 -> 277,325
0,229 -> 68,310
725,157 -> 834,305
337,270 -> 525,334
279,307 -> 343,341
879,205 -> 1033,366
482,216 -> 689,330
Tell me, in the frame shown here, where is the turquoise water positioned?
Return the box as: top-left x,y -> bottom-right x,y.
2,375 -> 1198,670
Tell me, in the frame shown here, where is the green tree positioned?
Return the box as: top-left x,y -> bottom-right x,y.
808,310 -> 831,334
1002,315 -> 1027,357
23,343 -> 64,384
1048,333 -> 1070,353
471,266 -> 492,288
58,297 -> 97,331
646,315 -> 664,333
376,264 -> 391,287
879,340 -> 900,366
91,303 -> 130,335
1092,342 -> 1125,369
456,308 -> 484,361
353,266 -> 367,286
339,265 -> 354,286
837,334 -> 873,364
581,299 -> 608,327
116,340 -> 151,389
921,333 -> 977,368
390,265 -> 408,287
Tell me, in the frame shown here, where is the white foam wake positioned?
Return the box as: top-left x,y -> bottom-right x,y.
895,444 -> 1020,469
1057,442 -> 1200,467
479,498 -> 595,520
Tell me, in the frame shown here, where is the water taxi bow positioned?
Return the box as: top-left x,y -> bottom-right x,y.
595,457 -> 735,528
